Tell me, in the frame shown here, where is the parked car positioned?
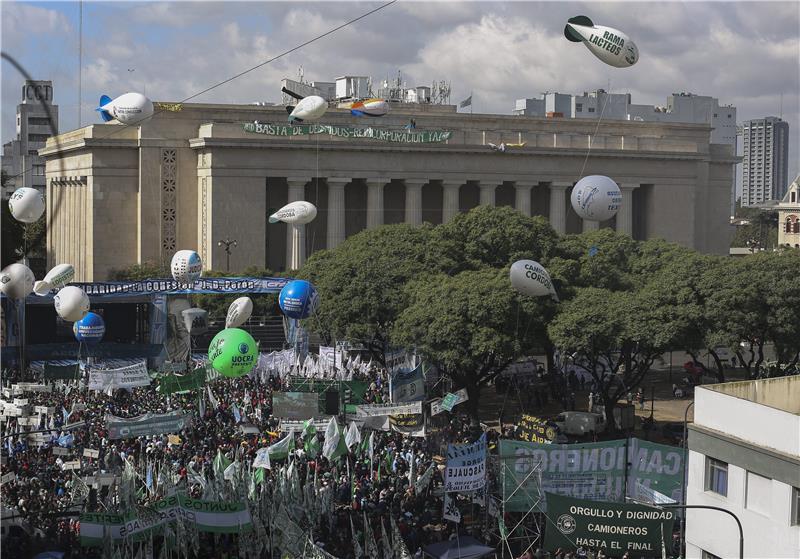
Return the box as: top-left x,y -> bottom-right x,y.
553,411 -> 606,436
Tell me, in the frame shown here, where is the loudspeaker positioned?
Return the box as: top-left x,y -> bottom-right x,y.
324,390 -> 339,415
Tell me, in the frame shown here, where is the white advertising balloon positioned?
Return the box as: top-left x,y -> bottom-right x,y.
288,95 -> 327,122
510,260 -> 559,301
171,250 -> 203,284
54,286 -> 90,322
8,187 -> 45,223
96,92 -> 154,125
34,263 -> 75,295
226,296 -> 254,328
571,175 -> 622,222
564,15 -> 639,68
0,263 -> 35,299
269,201 -> 318,225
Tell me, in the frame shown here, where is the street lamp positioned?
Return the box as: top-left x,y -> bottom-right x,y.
217,238 -> 238,272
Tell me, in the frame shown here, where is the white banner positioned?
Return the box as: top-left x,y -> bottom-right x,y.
88,361 -> 150,391
355,401 -> 422,417
83,448 -> 100,459
53,446 -> 71,456
1,472 -> 16,484
430,388 -> 469,416
445,433 -> 487,493
35,405 -> 56,415
13,383 -> 51,393
62,460 -> 81,471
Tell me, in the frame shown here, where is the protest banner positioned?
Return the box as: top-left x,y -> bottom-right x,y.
156,367 -> 207,394
499,438 -> 685,512
543,492 -> 675,556
43,363 -> 81,380
52,446 -> 70,456
83,448 -> 100,459
79,492 -> 253,546
355,401 -> 422,417
106,411 -> 190,439
430,388 -> 469,416
34,405 -> 56,415
389,414 -> 425,437
88,362 -> 151,391
14,383 -> 51,393
518,414 -> 560,444
390,363 -> 425,402
62,460 -> 81,471
1,472 -> 16,484
445,433 -> 487,493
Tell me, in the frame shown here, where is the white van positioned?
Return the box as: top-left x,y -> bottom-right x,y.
553,411 -> 606,436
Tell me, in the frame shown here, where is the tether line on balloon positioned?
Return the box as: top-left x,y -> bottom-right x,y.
576,81 -> 614,183
1,0 -> 398,185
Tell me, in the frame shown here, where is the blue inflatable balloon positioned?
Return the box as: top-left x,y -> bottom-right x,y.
73,312 -> 105,344
278,280 -> 318,319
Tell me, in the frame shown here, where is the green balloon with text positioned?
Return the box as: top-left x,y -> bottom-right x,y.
208,328 -> 258,378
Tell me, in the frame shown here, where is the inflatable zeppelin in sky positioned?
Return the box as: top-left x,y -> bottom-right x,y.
347,98 -> 390,117
282,87 -> 328,122
564,15 -> 639,68
96,92 -> 154,124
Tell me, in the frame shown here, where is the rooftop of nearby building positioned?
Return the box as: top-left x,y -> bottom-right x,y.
703,375 -> 800,415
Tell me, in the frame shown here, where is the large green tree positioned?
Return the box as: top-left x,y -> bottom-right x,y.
392,268 -> 555,422
1,171 -> 46,274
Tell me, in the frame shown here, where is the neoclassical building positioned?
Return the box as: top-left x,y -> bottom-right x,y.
41,102 -> 737,280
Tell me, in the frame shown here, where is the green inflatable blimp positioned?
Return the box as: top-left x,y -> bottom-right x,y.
208,328 -> 258,378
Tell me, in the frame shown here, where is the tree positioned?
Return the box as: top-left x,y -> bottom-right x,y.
1,170 -> 46,275
298,223 -> 457,366
392,268 -> 555,423
547,287 -> 675,433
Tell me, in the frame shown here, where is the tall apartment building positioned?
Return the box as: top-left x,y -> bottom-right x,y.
740,117 -> 790,206
1,80 -> 59,198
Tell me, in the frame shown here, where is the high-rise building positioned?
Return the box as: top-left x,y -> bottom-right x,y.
740,117 -> 790,206
1,80 -> 59,198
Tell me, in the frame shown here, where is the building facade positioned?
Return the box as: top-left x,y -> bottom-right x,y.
686,376 -> 800,559
41,102 -> 736,281
740,117 -> 790,206
1,80 -> 59,197
777,175 -> 800,248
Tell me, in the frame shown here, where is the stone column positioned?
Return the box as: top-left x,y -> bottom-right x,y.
404,179 -> 426,226
286,177 -> 307,269
326,178 -> 348,249
514,182 -> 534,216
549,182 -> 571,235
441,180 -> 462,223
616,184 -> 638,236
365,178 -> 387,229
583,219 -> 600,232
479,181 -> 496,206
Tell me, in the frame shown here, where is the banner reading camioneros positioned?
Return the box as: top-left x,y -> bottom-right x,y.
106,411 -> 190,439
500,439 -> 685,511
88,362 -> 150,391
543,492 -> 675,557
79,492 -> 253,546
445,432 -> 487,493
243,122 -> 453,144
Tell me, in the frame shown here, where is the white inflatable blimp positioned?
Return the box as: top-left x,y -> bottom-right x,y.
226,296 -> 254,329
171,250 -> 203,284
282,87 -> 327,122
0,263 -> 36,300
34,263 -> 75,295
96,92 -> 154,125
510,260 -> 559,301
571,175 -> 622,222
8,187 -> 45,223
54,286 -> 90,322
269,201 -> 318,225
564,15 -> 639,68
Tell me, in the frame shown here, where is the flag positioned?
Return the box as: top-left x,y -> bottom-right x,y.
443,492 -> 461,523
267,432 -> 295,460
459,95 -> 472,108
302,419 -> 317,439
345,421 -> 361,450
498,517 -> 508,539
368,431 -> 375,461
381,519 -> 393,559
414,462 -> 435,494
62,407 -> 70,424
253,466 -> 266,485
213,449 -> 231,478
207,386 -> 219,409
57,433 -> 74,448
198,390 -> 205,418
232,403 -> 241,423
350,514 -> 364,559
253,448 -> 272,470
322,417 -> 347,461
391,514 -> 412,559
223,461 -> 239,482
146,462 -> 154,493
364,511 -> 380,559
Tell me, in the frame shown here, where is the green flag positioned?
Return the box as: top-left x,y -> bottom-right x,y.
268,432 -> 295,460
213,450 -> 231,478
302,419 -> 317,439
253,467 -> 266,486
305,436 -> 320,459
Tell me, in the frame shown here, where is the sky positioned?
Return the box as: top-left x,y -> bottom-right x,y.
2,0 -> 799,188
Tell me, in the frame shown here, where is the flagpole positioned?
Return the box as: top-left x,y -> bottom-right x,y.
470,90 -> 473,114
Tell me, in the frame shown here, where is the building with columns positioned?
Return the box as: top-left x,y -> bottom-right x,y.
41,102 -> 736,281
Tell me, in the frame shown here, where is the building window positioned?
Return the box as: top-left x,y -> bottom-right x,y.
27,134 -> 50,143
792,487 -> 800,525
576,103 -> 583,112
32,165 -> 45,176
588,107 -> 595,113
746,471 -> 771,515
28,150 -> 38,156
705,457 -> 728,496
786,216 -> 799,234
27,117 -> 51,126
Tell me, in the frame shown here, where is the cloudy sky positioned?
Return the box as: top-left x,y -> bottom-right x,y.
2,1 -> 798,186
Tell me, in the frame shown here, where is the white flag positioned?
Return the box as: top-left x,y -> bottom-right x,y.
345,421 -> 361,449
443,493 -> 461,523
207,386 -> 220,409
368,431 -> 375,461
253,448 -> 272,470
322,417 -> 339,460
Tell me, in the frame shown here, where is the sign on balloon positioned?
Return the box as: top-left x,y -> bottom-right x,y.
570,175 -> 622,222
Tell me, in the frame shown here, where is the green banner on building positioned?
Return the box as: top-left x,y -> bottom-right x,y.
499,438 -> 685,512
243,122 -> 453,143
543,492 -> 675,557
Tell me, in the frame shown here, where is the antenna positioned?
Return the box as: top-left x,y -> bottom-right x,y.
779,92 -> 783,119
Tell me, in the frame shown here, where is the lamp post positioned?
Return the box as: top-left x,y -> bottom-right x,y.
680,399 -> 695,555
217,238 -> 237,272
662,503 -> 743,559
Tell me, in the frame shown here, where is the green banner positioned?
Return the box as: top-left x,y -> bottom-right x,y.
80,493 -> 253,546
43,363 -> 80,380
500,438 -> 685,512
156,367 -> 207,395
243,122 -> 453,143
543,492 -> 675,557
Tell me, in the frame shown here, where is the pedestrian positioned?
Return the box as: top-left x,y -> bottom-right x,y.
637,389 -> 645,411
626,391 -> 633,405
588,391 -> 594,412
